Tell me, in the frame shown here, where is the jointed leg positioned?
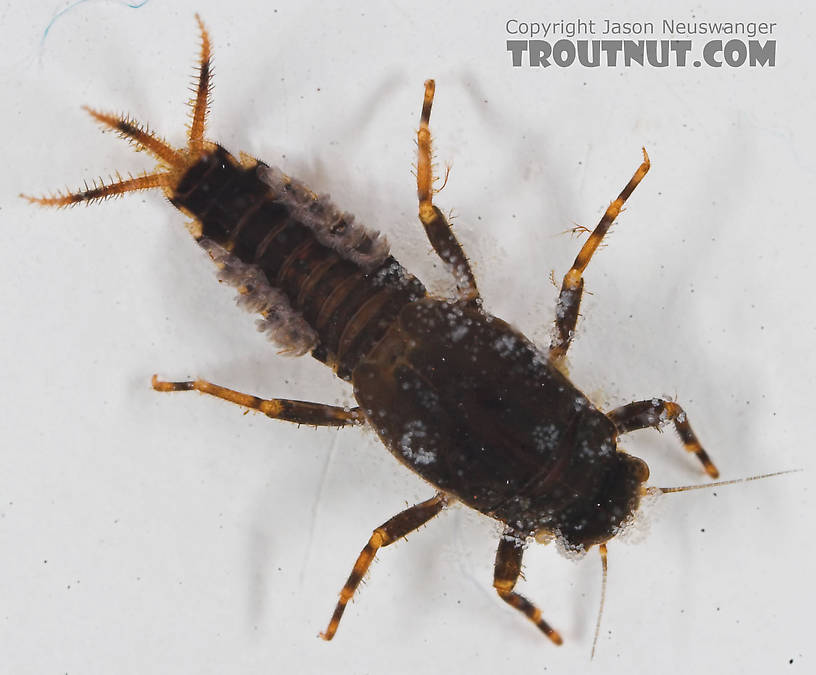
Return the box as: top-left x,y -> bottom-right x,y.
494,532 -> 562,644
606,398 -> 719,478
151,375 -> 363,427
549,149 -> 650,366
320,492 -> 448,640
416,80 -> 479,302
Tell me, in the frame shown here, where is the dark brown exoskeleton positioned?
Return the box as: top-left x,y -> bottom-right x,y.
25,16 -> 785,649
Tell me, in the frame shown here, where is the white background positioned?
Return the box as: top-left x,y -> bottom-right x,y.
1,0 -> 813,673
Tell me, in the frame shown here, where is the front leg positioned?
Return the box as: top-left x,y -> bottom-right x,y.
416,80 -> 480,302
152,375 -> 364,427
494,531 -> 562,644
606,398 -> 719,478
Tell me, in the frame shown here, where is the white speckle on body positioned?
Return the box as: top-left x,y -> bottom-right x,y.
399,419 -> 437,465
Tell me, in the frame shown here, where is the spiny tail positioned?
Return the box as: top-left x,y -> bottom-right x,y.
21,14 -> 215,208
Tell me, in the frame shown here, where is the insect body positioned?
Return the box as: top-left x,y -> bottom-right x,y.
24,17 -> 726,646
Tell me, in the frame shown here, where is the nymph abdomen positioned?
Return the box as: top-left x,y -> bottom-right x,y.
170,145 -> 426,379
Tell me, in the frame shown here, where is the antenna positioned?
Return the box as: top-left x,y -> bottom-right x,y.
652,469 -> 800,495
587,468 -> 802,660
590,542 -> 608,660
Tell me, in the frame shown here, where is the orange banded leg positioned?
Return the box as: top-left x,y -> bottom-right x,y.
151,375 -> 363,427
549,149 -> 651,365
494,533 -> 562,644
320,492 -> 448,640
606,398 -> 719,478
416,80 -> 479,302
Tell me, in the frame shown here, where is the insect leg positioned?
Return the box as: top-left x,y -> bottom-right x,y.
416,80 -> 480,302
320,492 -> 448,640
549,149 -> 650,366
151,376 -> 363,427
494,532 -> 562,644
606,398 -> 719,478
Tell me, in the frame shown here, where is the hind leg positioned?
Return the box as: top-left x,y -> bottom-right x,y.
152,376 -> 363,427
416,80 -> 479,302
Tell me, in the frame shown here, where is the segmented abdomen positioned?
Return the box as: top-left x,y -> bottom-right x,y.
170,145 -> 426,380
